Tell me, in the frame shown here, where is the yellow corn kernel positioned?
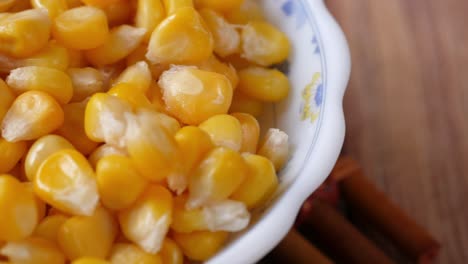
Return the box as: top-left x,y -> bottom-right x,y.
96,155 -> 148,210
85,25 -> 147,66
194,0 -> 242,12
34,149 -> 99,216
113,61 -> 152,94
158,66 -> 233,125
241,21 -> 290,66
88,144 -> 127,168
199,114 -> 243,151
0,79 -> 15,124
173,231 -> 228,261
24,182 -> 47,222
34,214 -> 69,243
6,66 -> 73,104
56,102 -> 100,155
199,9 -> 239,57
58,207 -> 118,260
0,175 -> 38,241
80,0 -> 120,7
101,0 -> 132,27
146,7 -> 213,64
135,0 -> 165,41
231,153 -> 278,208
196,55 -> 239,89
187,147 -> 247,208
108,83 -> 153,110
160,238 -> 183,264
67,48 -> 87,68
137,109 -> 181,135
163,0 -> 193,15
109,243 -> 163,264
31,0 -> 68,19
231,112 -> 259,153
68,67 -> 105,102
118,185 -> 173,254
229,89 -> 263,117
0,0 -> 15,12
65,0 -> 82,8
72,258 -> 110,264
257,128 -> 289,171
223,53 -> 254,70
24,135 -> 75,181
53,6 -> 109,50
125,45 -> 169,80
0,237 -> 65,264
8,0 -> 32,12
84,93 -> 133,148
225,0 -> 264,24
0,9 -> 51,57
238,66 -> 289,102
1,91 -> 64,142
171,194 -> 206,233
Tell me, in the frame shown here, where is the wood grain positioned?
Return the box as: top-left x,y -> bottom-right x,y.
325,0 -> 468,263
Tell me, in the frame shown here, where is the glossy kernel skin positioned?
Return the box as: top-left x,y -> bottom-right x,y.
0,237 -> 66,264
113,61 -> 152,94
135,0 -> 165,41
172,230 -> 228,261
231,112 -> 260,153
68,67 -> 105,103
163,0 -> 193,15
229,89 -> 264,117
31,0 -> 68,19
160,238 -> 183,264
199,114 -> 243,151
109,243 -> 163,264
238,67 -> 290,102
34,214 -> 69,243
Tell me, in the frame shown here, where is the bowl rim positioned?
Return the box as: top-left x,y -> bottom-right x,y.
207,0 -> 351,263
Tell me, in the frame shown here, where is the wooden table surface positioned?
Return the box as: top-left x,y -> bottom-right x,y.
325,0 -> 468,263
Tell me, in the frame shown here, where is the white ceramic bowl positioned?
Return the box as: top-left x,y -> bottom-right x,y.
206,0 -> 350,263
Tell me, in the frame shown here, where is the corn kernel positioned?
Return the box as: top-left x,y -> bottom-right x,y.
223,53 -> 254,70
162,0 -> 193,15
109,243 -> 163,264
67,48 -> 87,68
65,0 -> 82,8
101,0 -> 132,27
199,114 -> 243,151
194,0 -> 243,13
160,238 -> 183,264
24,182 -> 47,222
88,144 -> 127,168
96,155 -> 148,210
0,79 -> 15,124
8,0 -> 32,12
0,138 -> 28,173
199,9 -> 240,57
24,135 -> 75,181
238,66 -> 289,102
0,237 -> 65,264
231,112 -> 259,153
147,82 -> 168,113
72,258 -> 110,264
0,9 -> 51,57
1,91 -> 64,142
257,128 -> 289,171
225,0 -> 264,24
229,89 -> 263,117
118,185 -> 173,254
146,7 -> 213,64
68,67 -> 105,102
97,61 -> 127,90
187,147 -> 247,208
113,61 -> 152,94
241,21 -> 290,66
6,66 -> 73,105
171,194 -> 206,233
135,0 -> 165,41
34,214 -> 69,243
196,55 -> 239,89
125,45 -> 169,80
159,66 -> 233,125
58,207 -> 118,260
0,175 -> 38,241
56,101 -> 100,155
135,109 -> 181,135
108,83 -> 152,110
80,0 -> 120,7
0,0 -> 15,12
31,0 -> 68,19
173,231 -> 228,261
86,25 -> 147,66
34,149 -> 99,216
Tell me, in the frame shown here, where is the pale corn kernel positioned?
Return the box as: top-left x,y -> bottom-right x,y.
88,144 -> 127,168
159,66 -> 233,125
72,258 -> 110,264
57,207 -> 118,260
199,114 -> 243,151
85,25 -> 147,66
67,48 -> 87,68
0,0 -> 15,12
23,182 -> 47,222
160,238 -> 183,264
194,0 -> 243,12
113,61 -> 152,94
101,0 -> 132,27
238,66 -> 289,102
108,83 -> 153,110
53,6 -> 109,50
109,243 -> 163,264
80,0 -> 120,7
257,128 -> 289,171
225,0 -> 265,24
8,0 -> 32,12
135,0 -> 165,41
24,135 -> 75,181
0,9 -> 51,57
31,0 -> 68,19
231,112 -> 260,153
163,0 -> 193,15
96,155 -> 148,210
34,149 -> 99,216
196,55 -> 239,89
135,108 -> 181,135
187,147 -> 247,209
56,101 -> 100,155
0,237 -> 66,264
229,89 -> 263,117
84,93 -> 133,148
231,153 -> 278,208
6,66 -> 73,105
199,9 -> 240,57
68,67 -> 105,102
65,0 -> 82,8
0,79 -> 15,124
173,231 -> 228,261
1,91 -> 64,142
34,214 -> 69,243
0,175 -> 38,241
146,7 -> 213,64
0,139 -> 27,173
118,185 -> 173,254
241,21 -> 290,66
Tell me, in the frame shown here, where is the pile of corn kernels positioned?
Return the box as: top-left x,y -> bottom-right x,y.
0,0 -> 291,263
